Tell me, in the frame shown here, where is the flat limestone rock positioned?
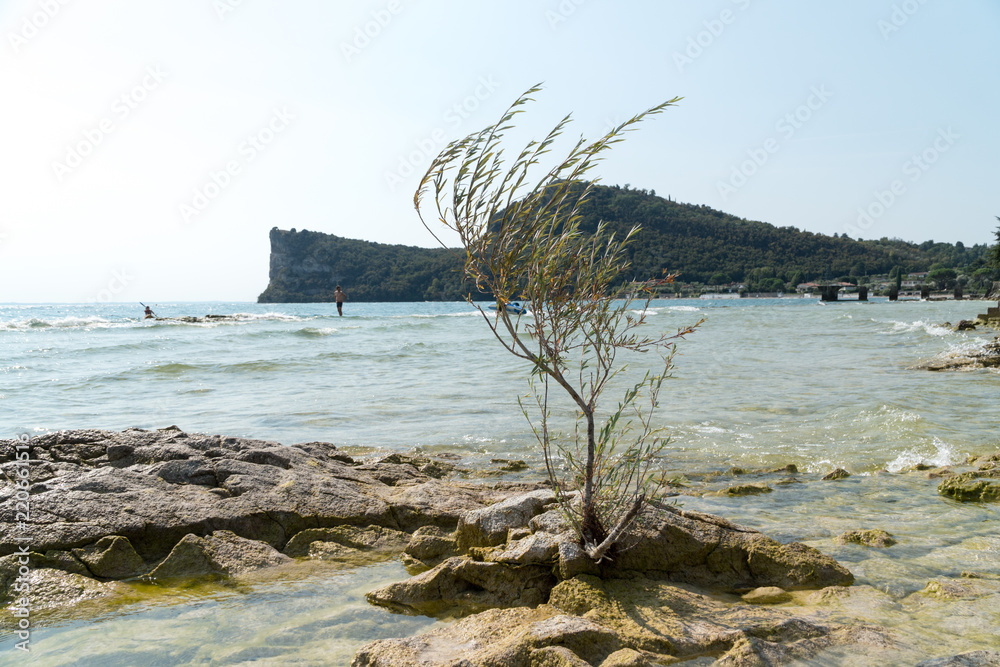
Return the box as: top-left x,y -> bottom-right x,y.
0,429 -> 529,567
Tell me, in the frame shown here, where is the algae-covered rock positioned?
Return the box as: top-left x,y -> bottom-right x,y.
836,529 -> 897,548
0,566 -> 128,609
742,586 -> 792,605
822,468 -> 851,480
938,472 -> 1000,502
365,555 -> 556,616
607,505 -> 854,591
283,525 -> 409,558
529,645 -> 593,666
403,525 -> 457,564
147,530 -> 292,579
599,648 -> 654,666
917,579 -> 996,601
355,574 -> 892,666
72,535 -> 147,578
723,483 -> 772,496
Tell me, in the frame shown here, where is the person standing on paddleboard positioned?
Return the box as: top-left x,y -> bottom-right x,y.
334,286 -> 347,316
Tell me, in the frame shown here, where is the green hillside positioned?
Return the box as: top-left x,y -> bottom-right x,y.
258,183 -> 996,302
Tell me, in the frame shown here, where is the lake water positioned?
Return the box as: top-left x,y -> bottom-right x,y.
1,299 -> 998,664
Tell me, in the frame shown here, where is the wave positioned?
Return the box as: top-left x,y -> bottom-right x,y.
143,362 -> 201,376
409,311 -> 483,319
886,438 -> 965,473
219,360 -> 290,373
884,320 -> 953,337
294,327 -> 339,338
0,312 -> 310,331
0,316 -> 120,330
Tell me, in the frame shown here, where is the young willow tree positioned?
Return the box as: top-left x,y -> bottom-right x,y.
415,86 -> 700,562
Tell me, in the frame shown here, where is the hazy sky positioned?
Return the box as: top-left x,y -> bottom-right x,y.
1,0 -> 998,302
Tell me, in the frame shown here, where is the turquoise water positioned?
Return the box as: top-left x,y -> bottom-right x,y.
1,299 -> 998,663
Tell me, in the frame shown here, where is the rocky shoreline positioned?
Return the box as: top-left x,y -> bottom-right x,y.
2,429 -> 999,665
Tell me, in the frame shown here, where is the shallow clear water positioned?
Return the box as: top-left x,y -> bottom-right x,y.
1,298 -> 998,663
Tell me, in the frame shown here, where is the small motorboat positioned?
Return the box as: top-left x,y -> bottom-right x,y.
488,302 -> 528,315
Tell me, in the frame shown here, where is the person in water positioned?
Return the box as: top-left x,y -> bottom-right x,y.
334,286 -> 346,316
144,306 -> 155,319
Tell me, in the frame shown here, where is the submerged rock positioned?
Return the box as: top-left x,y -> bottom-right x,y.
915,650 -> 1000,666
722,483 -> 772,496
913,336 -> 1000,371
836,529 -> 897,548
938,471 -> 1000,503
742,586 -> 793,605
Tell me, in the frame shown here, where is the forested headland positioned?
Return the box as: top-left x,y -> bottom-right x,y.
258,183 -> 997,302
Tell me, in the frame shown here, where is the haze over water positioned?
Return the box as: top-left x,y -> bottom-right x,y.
1,298 -> 998,664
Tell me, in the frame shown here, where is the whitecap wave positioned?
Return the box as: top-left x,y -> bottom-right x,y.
886,438 -> 964,473
0,315 -> 119,330
886,320 -> 953,337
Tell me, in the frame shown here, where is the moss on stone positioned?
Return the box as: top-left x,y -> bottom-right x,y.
938,472 -> 1000,503
836,529 -> 897,548
724,483 -> 773,496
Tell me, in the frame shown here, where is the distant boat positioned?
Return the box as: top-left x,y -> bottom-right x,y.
488,302 -> 528,315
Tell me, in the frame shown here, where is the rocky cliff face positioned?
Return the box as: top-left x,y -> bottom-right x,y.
257,227 -> 470,303
259,228 -> 341,302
